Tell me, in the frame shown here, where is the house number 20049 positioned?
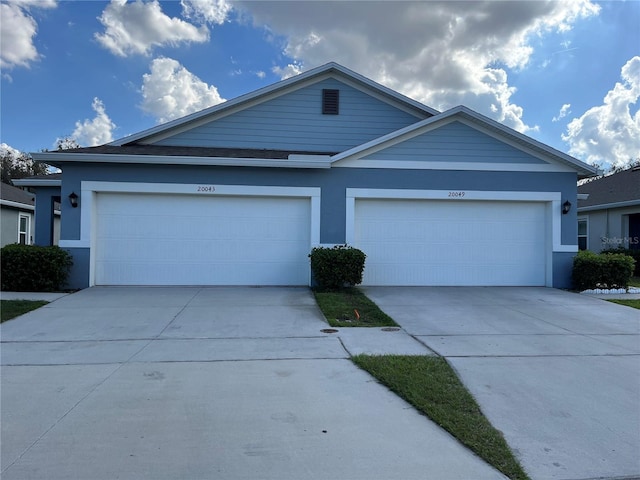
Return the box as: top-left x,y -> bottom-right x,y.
196,186 -> 216,192
448,191 -> 465,197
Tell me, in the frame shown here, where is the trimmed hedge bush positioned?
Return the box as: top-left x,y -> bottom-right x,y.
602,247 -> 640,276
309,245 -> 366,290
1,244 -> 73,292
572,250 -> 635,290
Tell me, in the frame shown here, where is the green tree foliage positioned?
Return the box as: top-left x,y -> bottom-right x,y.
0,149 -> 47,185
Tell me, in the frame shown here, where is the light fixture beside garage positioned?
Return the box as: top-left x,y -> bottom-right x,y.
68,191 -> 78,208
562,200 -> 571,214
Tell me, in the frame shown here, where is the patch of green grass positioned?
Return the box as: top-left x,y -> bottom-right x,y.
628,277 -> 640,288
312,287 -> 398,327
607,299 -> 640,309
352,355 -> 530,480
1,300 -> 48,323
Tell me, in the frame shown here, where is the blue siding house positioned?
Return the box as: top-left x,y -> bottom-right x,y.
27,63 -> 596,289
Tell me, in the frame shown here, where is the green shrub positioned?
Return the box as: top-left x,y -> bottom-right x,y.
602,247 -> 640,276
1,244 -> 73,292
572,250 -> 635,290
309,245 -> 366,290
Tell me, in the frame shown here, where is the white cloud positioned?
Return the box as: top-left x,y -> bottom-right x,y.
562,56 -> 640,169
181,0 -> 232,25
238,0 -> 599,134
95,0 -> 209,57
0,0 -> 56,70
69,98 -> 117,147
271,63 -> 302,80
141,57 -> 226,123
552,104 -> 571,122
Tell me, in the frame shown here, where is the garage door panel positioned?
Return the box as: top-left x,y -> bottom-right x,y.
355,199 -> 546,286
95,193 -> 311,285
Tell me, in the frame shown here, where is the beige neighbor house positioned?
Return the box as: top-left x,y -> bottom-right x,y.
577,166 -> 640,252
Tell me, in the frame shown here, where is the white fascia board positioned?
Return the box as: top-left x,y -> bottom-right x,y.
332,106 -> 597,177
32,152 -> 332,169
450,106 -> 598,176
11,177 -> 62,187
0,199 -> 35,210
577,199 -> 640,212
331,115 -> 442,163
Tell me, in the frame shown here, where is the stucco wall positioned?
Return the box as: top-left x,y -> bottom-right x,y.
1,208 -> 19,246
54,162 -> 578,289
580,205 -> 640,252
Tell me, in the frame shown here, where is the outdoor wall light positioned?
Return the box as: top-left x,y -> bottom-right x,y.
68,192 -> 78,208
562,200 -> 571,215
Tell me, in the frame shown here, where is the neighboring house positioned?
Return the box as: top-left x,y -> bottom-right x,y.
0,182 -> 61,247
24,63 -> 596,289
577,166 -> 640,252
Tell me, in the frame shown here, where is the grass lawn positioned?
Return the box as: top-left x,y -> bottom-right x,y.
1,300 -> 48,323
353,355 -> 530,480
607,299 -> 640,309
629,277 -> 640,288
312,287 -> 398,327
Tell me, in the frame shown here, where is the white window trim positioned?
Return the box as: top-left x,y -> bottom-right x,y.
59,182 -> 321,287
577,216 -> 589,251
345,188 -> 575,288
18,213 -> 32,245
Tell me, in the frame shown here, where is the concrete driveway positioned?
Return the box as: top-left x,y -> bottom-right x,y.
1,287 -> 505,480
363,287 -> 640,480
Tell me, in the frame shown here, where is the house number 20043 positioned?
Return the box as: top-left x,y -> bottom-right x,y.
197,186 -> 216,192
448,191 -> 465,197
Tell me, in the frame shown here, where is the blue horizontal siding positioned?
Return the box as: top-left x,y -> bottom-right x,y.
364,121 -> 548,164
154,79 -> 421,152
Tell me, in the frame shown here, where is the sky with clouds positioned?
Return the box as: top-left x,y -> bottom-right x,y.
1,0 -> 638,170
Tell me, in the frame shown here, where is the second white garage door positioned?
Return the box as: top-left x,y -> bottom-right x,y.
354,199 -> 547,286
95,192 -> 312,285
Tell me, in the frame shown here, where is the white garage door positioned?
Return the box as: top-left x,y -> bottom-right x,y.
354,199 -> 547,286
95,192 -> 311,285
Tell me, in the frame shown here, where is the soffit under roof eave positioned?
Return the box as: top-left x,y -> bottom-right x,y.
31,152 -> 334,169
12,178 -> 62,187
577,199 -> 640,212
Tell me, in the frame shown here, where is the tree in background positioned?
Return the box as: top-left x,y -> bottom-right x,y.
0,144 -> 48,185
54,137 -> 81,151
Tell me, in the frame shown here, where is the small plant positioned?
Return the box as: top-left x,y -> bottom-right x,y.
1,244 -> 73,292
309,245 -> 366,290
572,250 -> 635,290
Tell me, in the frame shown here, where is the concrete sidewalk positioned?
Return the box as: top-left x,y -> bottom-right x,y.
364,286 -> 640,480
1,286 -> 506,480
1,291 -> 70,301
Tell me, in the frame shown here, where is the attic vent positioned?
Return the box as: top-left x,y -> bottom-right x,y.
322,89 -> 339,115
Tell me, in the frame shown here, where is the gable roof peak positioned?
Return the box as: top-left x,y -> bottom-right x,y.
110,62 -> 438,146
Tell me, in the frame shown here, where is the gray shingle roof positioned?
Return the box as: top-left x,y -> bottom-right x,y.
45,145 -> 338,159
578,167 -> 640,207
0,183 -> 35,206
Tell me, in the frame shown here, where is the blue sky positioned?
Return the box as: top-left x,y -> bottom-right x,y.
1,0 -> 639,170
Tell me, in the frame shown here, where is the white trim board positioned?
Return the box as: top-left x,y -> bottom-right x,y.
333,160 -> 575,172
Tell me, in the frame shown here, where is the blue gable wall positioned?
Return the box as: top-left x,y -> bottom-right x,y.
364,121 -> 549,163
152,79 -> 423,152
